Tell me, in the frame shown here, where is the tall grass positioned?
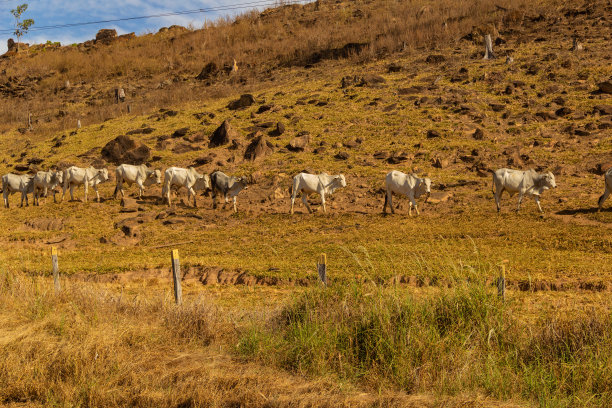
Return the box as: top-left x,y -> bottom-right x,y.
238,283 -> 612,407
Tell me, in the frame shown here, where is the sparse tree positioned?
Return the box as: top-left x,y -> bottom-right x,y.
11,3 -> 34,50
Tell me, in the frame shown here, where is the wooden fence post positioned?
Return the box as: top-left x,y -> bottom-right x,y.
171,249 -> 182,305
51,247 -> 60,293
497,260 -> 507,301
483,34 -> 496,60
317,253 -> 328,286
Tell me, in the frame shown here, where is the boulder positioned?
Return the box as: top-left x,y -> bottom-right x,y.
227,94 -> 255,110
244,134 -> 274,161
593,105 -> 612,116
426,129 -> 441,138
555,107 -> 573,117
171,127 -> 189,138
95,29 -> 117,45
209,120 -> 238,148
288,133 -> 311,152
592,162 -> 612,175
425,54 -> 446,64
101,135 -> 150,165
597,80 -> 612,94
334,151 -> 350,160
432,157 -> 449,168
387,63 -> 403,72
360,74 -> 386,87
196,62 -> 219,81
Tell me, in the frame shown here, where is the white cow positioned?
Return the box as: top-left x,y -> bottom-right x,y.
598,168 -> 612,211
33,170 -> 63,205
61,166 -> 110,203
209,171 -> 249,213
162,167 -> 210,207
2,173 -> 34,208
114,164 -> 161,199
383,170 -> 431,216
493,168 -> 557,213
290,172 -> 346,214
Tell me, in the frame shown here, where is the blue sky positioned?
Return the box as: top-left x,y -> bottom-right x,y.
0,0 -> 291,52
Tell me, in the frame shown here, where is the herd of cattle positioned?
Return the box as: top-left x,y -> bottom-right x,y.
1,163 -> 612,214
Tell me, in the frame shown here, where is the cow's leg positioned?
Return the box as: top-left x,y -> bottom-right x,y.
222,194 -> 229,209
94,185 -> 101,203
494,188 -> 502,213
383,189 -> 388,213
290,191 -> 297,214
410,196 -> 420,216
3,191 -> 8,209
517,192 -> 524,213
212,190 -> 218,209
137,182 -> 144,200
534,196 -> 543,213
321,192 -> 327,213
83,182 -> 89,203
70,185 -> 75,201
388,192 -> 395,214
189,187 -> 197,207
302,194 -> 313,214
598,187 -> 610,212
166,185 -> 172,207
232,196 -> 237,213
119,180 -> 126,199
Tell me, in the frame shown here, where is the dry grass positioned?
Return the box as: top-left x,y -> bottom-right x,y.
0,0 -> 559,134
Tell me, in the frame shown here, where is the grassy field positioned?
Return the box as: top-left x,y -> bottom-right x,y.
0,0 -> 611,405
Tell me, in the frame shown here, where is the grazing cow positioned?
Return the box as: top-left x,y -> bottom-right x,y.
492,168 -> 557,213
210,171 -> 248,213
2,173 -> 34,208
33,170 -> 63,205
114,164 -> 161,199
290,172 -> 346,214
61,166 -> 110,203
162,167 -> 210,207
598,168 -> 612,211
383,170 -> 431,216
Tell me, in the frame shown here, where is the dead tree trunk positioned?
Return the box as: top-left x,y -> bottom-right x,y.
483,34 -> 496,60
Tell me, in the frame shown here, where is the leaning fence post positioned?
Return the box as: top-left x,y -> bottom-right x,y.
171,249 -> 182,305
483,34 -> 496,60
317,253 -> 328,286
51,247 -> 60,293
497,260 -> 507,301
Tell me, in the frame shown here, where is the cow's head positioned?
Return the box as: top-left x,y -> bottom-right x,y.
542,172 -> 556,190
327,174 -> 346,195
53,170 -> 64,185
97,168 -> 110,182
416,177 -> 432,200
335,174 -> 347,188
194,174 -> 211,191
233,176 -> 249,191
145,169 -> 162,186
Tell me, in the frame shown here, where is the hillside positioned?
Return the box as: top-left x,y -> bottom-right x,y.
0,0 -> 611,406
